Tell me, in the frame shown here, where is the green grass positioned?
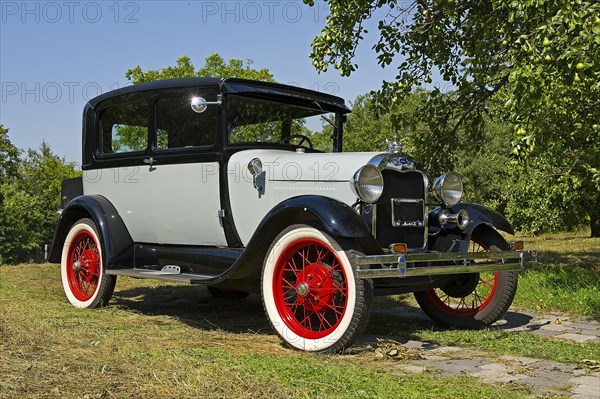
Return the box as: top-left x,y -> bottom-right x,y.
0,264 -> 534,399
512,230 -> 600,317
1,230 -> 598,398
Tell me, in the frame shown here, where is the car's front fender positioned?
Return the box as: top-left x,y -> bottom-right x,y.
221,195 -> 381,283
429,203 -> 514,252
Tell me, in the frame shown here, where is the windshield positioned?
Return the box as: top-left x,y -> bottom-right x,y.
226,94 -> 339,152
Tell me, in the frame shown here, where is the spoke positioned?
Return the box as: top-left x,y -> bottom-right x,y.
329,258 -> 341,273
315,310 -> 334,330
288,298 -> 302,313
299,246 -> 311,267
286,258 -> 301,278
315,247 -> 325,265
323,302 -> 344,318
281,277 -> 296,290
472,290 -> 483,307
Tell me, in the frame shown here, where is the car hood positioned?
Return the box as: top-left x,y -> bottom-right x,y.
231,150 -> 381,182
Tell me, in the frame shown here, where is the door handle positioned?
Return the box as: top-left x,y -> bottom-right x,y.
143,157 -> 155,166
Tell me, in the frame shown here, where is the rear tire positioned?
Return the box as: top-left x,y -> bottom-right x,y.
61,218 -> 116,308
414,230 -> 518,329
261,225 -> 373,352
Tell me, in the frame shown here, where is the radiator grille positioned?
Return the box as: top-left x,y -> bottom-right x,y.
373,170 -> 427,249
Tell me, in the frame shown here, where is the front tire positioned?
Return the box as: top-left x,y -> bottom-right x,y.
61,218 -> 116,308
261,225 -> 373,352
414,229 -> 518,329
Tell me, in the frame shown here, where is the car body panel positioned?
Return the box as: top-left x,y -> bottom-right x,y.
84,162 -> 227,246
227,150 -> 378,244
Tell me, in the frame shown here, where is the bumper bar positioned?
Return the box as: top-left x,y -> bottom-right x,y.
354,250 -> 537,279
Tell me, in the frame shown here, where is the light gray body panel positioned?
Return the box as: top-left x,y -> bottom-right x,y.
227,150 -> 378,245
83,162 -> 227,246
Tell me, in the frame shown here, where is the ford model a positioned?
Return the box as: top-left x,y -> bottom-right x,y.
48,78 -> 534,352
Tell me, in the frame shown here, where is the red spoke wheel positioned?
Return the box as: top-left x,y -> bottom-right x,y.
61,218 -> 116,308
262,225 -> 372,352
415,229 -> 518,329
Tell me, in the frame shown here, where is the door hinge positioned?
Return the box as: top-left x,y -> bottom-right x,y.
217,210 -> 226,218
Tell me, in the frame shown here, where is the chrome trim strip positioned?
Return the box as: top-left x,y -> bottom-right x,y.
353,250 -> 537,279
356,261 -> 522,279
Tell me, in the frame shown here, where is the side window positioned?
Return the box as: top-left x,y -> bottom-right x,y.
100,100 -> 148,154
155,94 -> 217,150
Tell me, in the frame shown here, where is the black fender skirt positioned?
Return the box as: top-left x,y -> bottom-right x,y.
47,195 -> 134,267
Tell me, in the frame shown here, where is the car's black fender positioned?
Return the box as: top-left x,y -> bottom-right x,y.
220,195 -> 381,285
47,195 -> 134,268
428,203 -> 514,252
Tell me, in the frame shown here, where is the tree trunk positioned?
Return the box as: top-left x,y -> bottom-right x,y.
590,201 -> 600,237
592,217 -> 600,238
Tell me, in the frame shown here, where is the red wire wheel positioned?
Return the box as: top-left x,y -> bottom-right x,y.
262,225 -> 373,352
424,239 -> 498,316
61,218 -> 116,309
66,230 -> 101,301
273,238 -> 348,339
414,230 -> 519,329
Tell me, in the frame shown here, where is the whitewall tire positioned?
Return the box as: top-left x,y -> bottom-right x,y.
61,218 -> 116,308
261,225 -> 372,352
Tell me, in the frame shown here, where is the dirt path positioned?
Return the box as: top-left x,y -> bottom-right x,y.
360,307 -> 600,398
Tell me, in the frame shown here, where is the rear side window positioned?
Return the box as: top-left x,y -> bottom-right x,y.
100,100 -> 148,154
155,93 -> 217,150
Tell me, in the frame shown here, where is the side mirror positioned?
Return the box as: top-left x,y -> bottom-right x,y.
190,96 -> 222,113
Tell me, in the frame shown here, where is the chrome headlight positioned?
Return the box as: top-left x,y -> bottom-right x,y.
351,165 -> 384,204
433,172 -> 463,207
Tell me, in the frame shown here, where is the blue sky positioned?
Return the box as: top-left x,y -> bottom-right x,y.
1,0 -> 404,163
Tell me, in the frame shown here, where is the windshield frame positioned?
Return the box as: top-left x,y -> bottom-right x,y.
223,93 -> 344,153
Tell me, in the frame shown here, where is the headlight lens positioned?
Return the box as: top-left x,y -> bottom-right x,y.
351,165 -> 384,204
433,172 -> 463,207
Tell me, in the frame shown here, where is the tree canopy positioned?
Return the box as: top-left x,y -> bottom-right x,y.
126,53 -> 275,84
304,0 -> 600,236
0,128 -> 79,263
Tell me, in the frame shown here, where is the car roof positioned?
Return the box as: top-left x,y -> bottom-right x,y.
87,77 -> 350,112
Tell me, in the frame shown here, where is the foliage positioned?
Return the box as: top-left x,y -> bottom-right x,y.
342,90 -> 595,233
0,137 -> 79,264
0,125 -> 20,184
125,53 -> 275,84
304,0 -> 600,235
0,184 -> 46,264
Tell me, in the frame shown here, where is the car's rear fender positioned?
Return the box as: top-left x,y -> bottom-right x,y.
47,195 -> 134,268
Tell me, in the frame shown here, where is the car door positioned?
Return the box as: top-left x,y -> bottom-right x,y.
147,91 -> 226,246
85,89 -> 227,247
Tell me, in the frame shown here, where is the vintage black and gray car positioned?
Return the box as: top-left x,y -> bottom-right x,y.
49,78 -> 534,352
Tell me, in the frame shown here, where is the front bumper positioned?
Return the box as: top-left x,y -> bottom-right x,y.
354,250 -> 537,279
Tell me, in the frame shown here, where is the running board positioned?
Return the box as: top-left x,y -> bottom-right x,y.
106,266 -> 218,284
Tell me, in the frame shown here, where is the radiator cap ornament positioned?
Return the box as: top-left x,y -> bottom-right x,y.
385,135 -> 402,153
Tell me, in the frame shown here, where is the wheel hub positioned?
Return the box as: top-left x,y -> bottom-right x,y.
72,261 -> 81,272
296,282 -> 310,297
441,273 -> 480,298
295,264 -> 338,312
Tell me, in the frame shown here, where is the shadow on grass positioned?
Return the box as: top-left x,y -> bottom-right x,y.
537,250 -> 600,270
111,283 -> 548,346
112,285 -> 272,335
366,306 -> 534,343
